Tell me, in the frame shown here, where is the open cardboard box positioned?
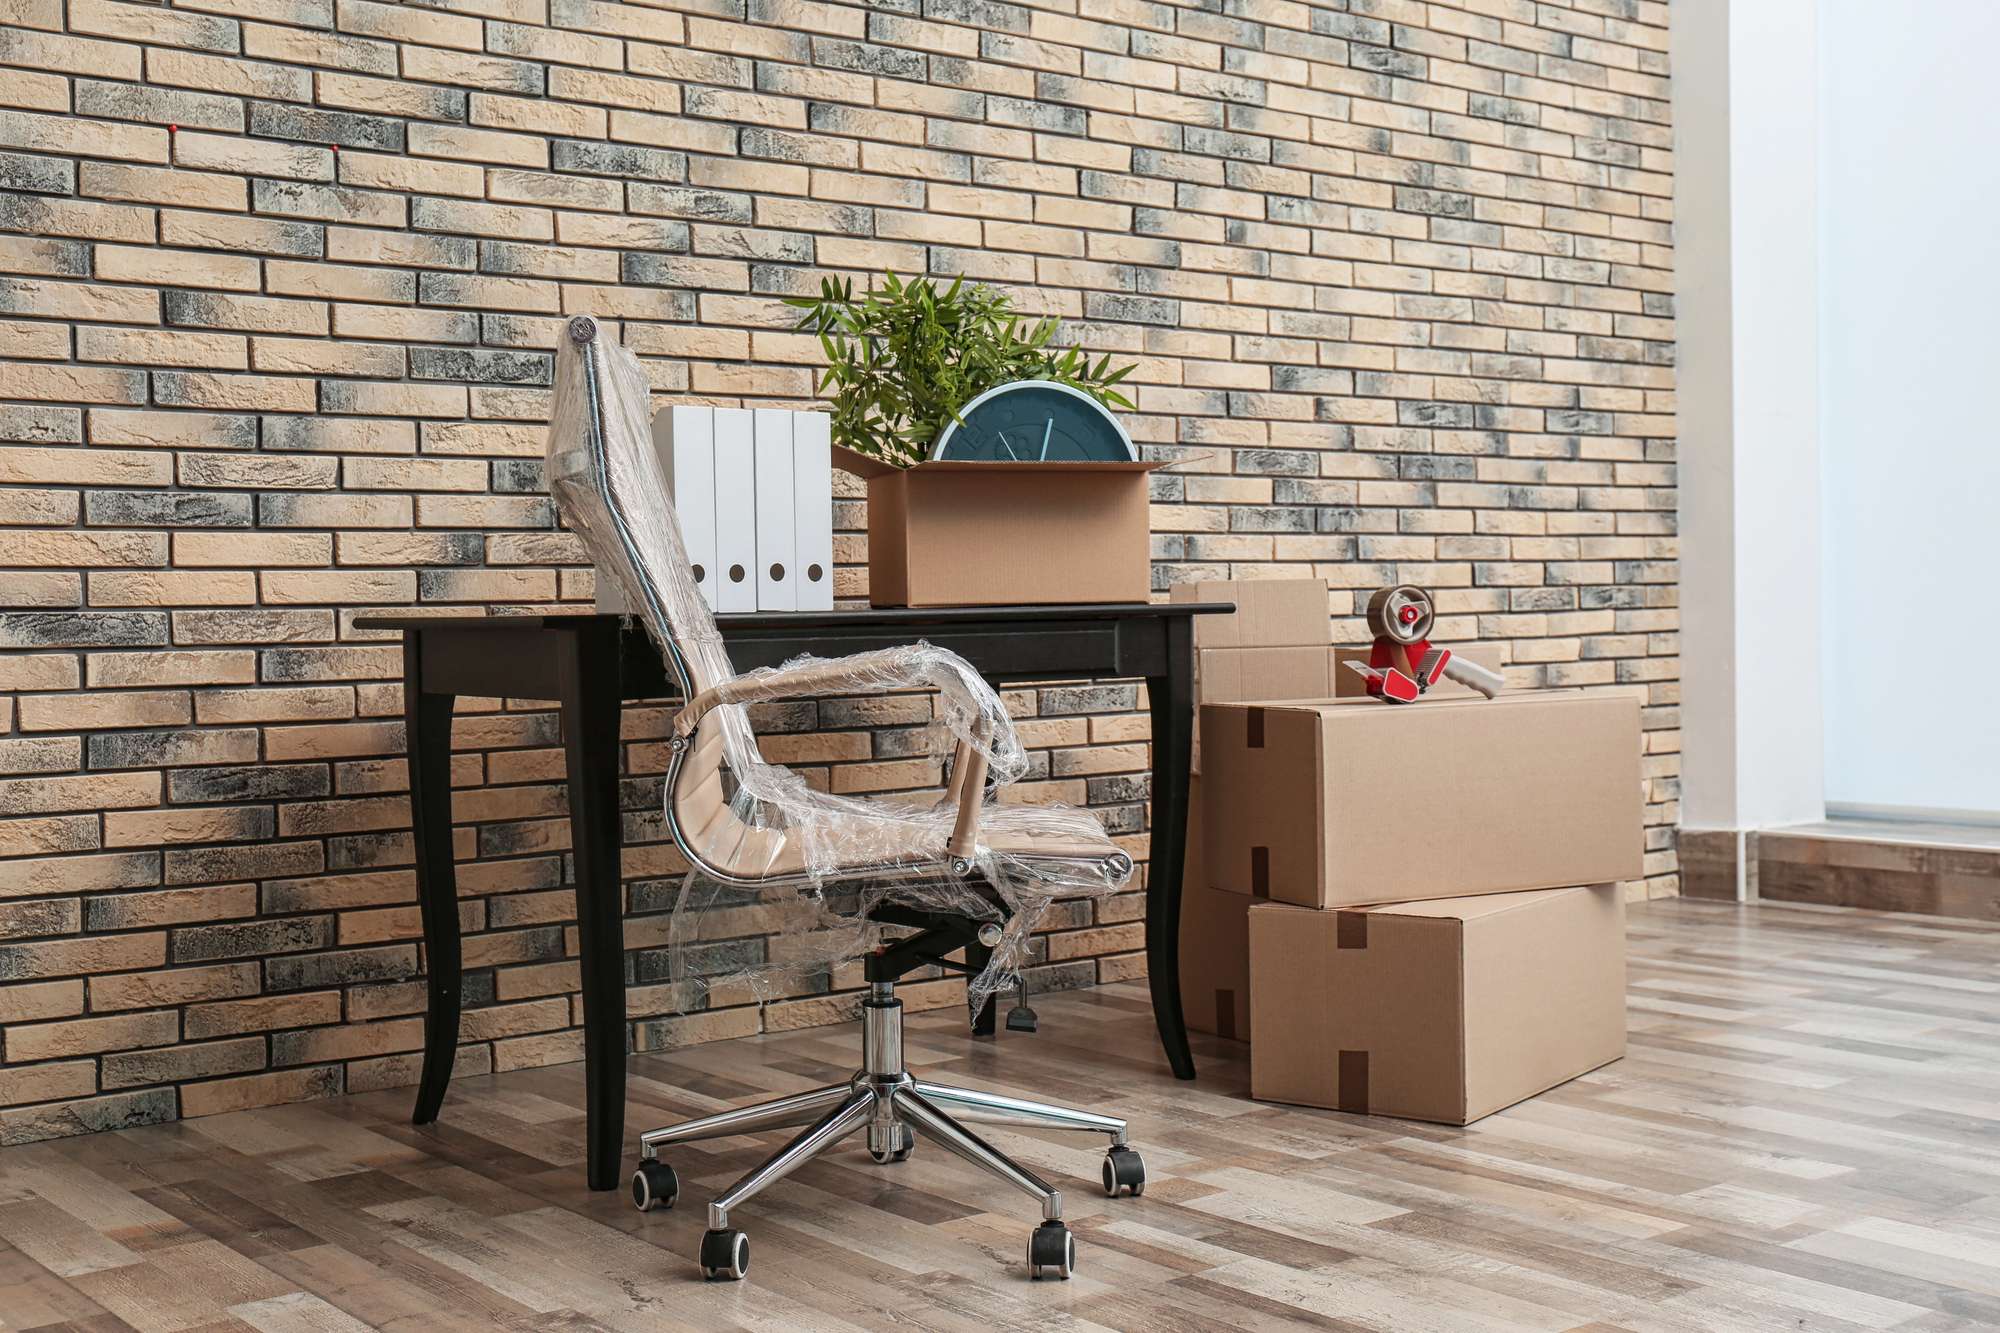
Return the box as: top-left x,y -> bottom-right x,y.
1249,884 -> 1627,1125
834,445 -> 1172,608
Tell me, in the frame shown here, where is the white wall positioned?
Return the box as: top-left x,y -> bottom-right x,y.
1673,0 -> 1826,840
1820,1 -> 2000,814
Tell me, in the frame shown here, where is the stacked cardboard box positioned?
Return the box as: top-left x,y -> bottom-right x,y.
1186,617 -> 1643,1125
1172,580 -> 1511,1044
1168,579 -> 1329,1043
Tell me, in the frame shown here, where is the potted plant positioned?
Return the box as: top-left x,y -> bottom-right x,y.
783,273 -> 1163,608
786,272 -> 1137,467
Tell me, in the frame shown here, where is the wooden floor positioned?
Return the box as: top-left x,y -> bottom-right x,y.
5,898 -> 2000,1332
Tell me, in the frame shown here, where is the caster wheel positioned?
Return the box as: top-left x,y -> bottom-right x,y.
869,1124 -> 915,1164
1102,1145 -> 1145,1198
1026,1220 -> 1075,1281
631,1159 -> 678,1213
698,1228 -> 750,1282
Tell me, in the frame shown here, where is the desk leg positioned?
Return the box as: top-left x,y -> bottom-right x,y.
1146,616 -> 1197,1081
558,624 -> 627,1191
407,635 -> 462,1125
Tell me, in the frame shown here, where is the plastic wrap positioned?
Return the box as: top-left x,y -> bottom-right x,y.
544,318 -> 1134,1016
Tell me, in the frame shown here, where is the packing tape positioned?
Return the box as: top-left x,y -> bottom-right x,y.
1250,847 -> 1269,897
1245,706 -> 1265,748
1338,1050 -> 1369,1114
1215,988 -> 1236,1040
1336,911 -> 1368,949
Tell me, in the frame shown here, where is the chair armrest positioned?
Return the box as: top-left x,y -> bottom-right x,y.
672,645 -> 1019,858
674,646 -> 1012,857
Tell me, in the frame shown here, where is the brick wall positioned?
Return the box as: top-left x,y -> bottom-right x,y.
0,0 -> 1679,1143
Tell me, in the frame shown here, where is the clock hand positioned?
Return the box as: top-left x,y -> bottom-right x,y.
1040,417 -> 1053,460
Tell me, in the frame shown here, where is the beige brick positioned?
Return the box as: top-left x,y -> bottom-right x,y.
88,650 -> 256,688
0,363 -> 147,405
17,690 -> 187,732
7,1010 -> 178,1061
183,990 -> 339,1039
0,1061 -> 97,1108
97,245 -> 260,293
76,327 -> 248,370
179,1064 -> 341,1118
172,131 -> 332,182
0,979 -> 85,1024
89,962 -> 259,1013
0,109 -> 169,163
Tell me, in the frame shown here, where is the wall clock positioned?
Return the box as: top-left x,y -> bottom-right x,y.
930,380 -> 1138,462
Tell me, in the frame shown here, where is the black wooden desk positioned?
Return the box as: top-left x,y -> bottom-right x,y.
358,602 -> 1228,1191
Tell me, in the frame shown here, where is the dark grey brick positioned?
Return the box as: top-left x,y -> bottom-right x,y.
173,916 -> 332,963
408,347 -> 551,385
0,612 -> 167,649
1039,685 -> 1140,716
631,936 -> 765,985
168,763 -> 331,804
327,831 -> 412,870
249,102 -> 406,151
75,80 -> 242,132
84,491 -> 253,528
556,144 -> 688,188
0,1087 -> 176,1146
166,839 -> 322,886
266,945 -> 416,991
626,183 -> 754,224
490,459 -> 545,493
0,151 -> 74,195
810,38 -> 925,79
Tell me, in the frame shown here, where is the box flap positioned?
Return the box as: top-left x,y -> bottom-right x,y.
1173,578 -> 1329,648
831,443 -> 900,479
834,442 -> 1187,479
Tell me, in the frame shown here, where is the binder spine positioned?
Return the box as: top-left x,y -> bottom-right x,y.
753,409 -> 796,611
792,411 -> 835,611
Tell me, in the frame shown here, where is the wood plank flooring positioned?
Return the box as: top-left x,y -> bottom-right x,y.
4,898 -> 1999,1332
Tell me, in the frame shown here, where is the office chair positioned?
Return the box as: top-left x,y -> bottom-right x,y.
545,317 -> 1146,1283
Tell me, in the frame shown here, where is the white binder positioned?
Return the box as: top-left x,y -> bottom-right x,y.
711,407 -> 758,612
791,411 -> 834,610
752,409 -> 796,611
655,405 -> 717,611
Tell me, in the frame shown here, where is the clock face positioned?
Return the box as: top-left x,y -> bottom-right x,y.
931,380 -> 1137,462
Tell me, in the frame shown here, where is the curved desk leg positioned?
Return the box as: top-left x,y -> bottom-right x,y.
1146,615 -> 1197,1081
558,623 -> 627,1191
408,633 -> 462,1125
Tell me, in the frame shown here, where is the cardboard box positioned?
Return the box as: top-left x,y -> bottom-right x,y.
1248,885 -> 1626,1124
1191,645 -> 1336,774
1332,642 -> 1506,699
1203,692 -> 1642,906
835,445 -> 1167,608
1171,579 -> 1328,648
1198,646 -> 1334,703
1177,775 -> 1253,1041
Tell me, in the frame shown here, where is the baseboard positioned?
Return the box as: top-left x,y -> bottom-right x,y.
1678,829 -> 1744,901
1755,829 -> 2000,922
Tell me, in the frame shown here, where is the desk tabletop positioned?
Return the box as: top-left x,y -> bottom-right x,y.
357,602 -> 1236,633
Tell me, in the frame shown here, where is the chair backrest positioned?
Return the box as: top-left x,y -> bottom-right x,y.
547,317 -> 796,881
545,315 -> 735,702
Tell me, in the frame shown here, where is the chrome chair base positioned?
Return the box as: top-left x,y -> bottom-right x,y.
632,981 -> 1145,1282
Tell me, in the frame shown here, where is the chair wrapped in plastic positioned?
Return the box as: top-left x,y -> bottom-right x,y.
543,316 -> 1145,1283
